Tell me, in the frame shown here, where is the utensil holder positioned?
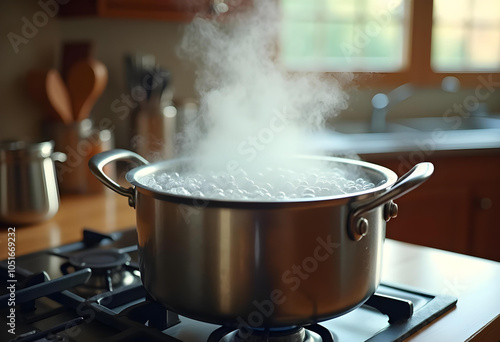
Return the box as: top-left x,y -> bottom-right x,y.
131,101 -> 176,162
43,119 -> 114,194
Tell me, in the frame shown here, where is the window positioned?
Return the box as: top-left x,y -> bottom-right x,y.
280,0 -> 500,86
432,0 -> 500,71
280,0 -> 410,72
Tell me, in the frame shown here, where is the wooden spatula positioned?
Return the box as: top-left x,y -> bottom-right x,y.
67,59 -> 108,121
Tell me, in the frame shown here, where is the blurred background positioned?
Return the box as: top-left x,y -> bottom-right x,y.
1,0 -> 499,146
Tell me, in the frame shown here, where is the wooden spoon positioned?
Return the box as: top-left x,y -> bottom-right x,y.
26,69 -> 73,124
67,59 -> 108,121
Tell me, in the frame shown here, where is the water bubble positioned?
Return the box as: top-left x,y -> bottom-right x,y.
319,188 -> 331,196
283,182 -> 295,193
302,188 -> 315,196
363,183 -> 375,190
295,185 -> 307,195
138,167 -> 374,201
201,183 -> 218,193
184,182 -> 199,193
241,179 -> 256,190
263,183 -> 274,192
306,174 -> 317,184
192,190 -> 204,197
276,191 -> 286,200
176,187 -> 191,196
261,192 -> 272,199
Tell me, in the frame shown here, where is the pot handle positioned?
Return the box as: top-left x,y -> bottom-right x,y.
88,149 -> 149,207
348,162 -> 434,241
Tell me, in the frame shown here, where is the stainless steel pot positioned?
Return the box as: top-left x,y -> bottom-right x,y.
89,149 -> 433,328
0,141 -> 66,225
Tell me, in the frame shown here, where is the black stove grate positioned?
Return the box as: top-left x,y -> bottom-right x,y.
0,228 -> 457,342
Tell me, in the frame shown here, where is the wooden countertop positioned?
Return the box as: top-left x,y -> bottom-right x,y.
0,190 -> 136,258
1,191 -> 499,341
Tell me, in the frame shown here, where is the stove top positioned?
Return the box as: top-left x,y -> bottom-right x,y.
0,228 -> 457,342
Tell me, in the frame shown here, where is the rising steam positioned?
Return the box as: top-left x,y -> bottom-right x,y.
178,0 -> 351,174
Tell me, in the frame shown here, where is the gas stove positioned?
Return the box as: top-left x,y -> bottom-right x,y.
0,228 -> 457,342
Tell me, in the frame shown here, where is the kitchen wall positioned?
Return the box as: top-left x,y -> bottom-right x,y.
1,1 -> 499,148
1,1 -> 60,141
0,1 -> 196,148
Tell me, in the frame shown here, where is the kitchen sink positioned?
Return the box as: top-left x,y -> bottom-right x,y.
394,116 -> 500,131
332,116 -> 500,135
332,121 -> 418,134
319,115 -> 500,154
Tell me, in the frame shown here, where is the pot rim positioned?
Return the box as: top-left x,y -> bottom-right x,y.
0,140 -> 55,162
125,155 -> 398,209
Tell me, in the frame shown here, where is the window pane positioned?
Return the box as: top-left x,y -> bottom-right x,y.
281,21 -> 317,59
432,26 -> 466,70
472,0 -> 500,24
469,29 -> 500,69
281,0 -> 318,14
326,0 -> 356,17
433,0 -> 469,25
280,0 -> 409,72
364,23 -> 402,58
325,23 -> 355,58
365,0 -> 405,18
432,0 -> 500,71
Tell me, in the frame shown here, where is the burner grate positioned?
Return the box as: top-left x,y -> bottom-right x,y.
207,323 -> 335,342
0,228 -> 457,342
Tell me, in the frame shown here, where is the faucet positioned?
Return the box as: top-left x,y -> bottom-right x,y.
369,76 -> 463,132
370,83 -> 415,133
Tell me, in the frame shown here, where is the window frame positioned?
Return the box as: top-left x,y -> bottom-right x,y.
321,0 -> 500,87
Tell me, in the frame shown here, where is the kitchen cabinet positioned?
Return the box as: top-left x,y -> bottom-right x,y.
470,183 -> 500,261
58,0 -> 251,21
365,149 -> 500,261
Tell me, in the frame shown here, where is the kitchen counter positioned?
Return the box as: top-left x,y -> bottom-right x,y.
310,127 -> 500,155
1,191 -> 499,341
0,190 -> 137,259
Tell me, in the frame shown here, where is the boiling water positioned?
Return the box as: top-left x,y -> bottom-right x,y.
138,167 -> 375,201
